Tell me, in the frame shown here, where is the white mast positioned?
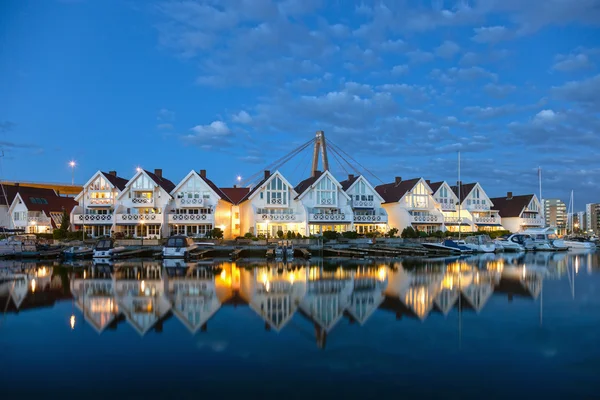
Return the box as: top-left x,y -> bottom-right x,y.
458,151 -> 461,240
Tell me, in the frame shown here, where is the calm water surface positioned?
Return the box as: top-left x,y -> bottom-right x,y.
1,252 -> 599,398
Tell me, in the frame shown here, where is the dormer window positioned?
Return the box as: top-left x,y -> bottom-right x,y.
265,176 -> 288,205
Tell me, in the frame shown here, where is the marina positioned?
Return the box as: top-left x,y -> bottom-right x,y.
0,250 -> 598,397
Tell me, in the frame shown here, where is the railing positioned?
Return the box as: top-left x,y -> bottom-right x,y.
354,214 -> 388,223
89,198 -> 113,205
168,214 -> 213,223
267,198 -> 286,205
474,216 -> 497,224
466,203 -> 490,211
352,200 -> 374,208
411,214 -> 440,223
132,198 -> 153,205
178,198 -> 204,206
74,214 -> 114,224
257,213 -> 298,221
317,198 -> 336,206
309,213 -> 351,222
521,218 -> 544,226
27,216 -> 52,225
117,214 -> 161,223
444,216 -> 472,225
440,204 -> 456,211
408,202 -> 429,209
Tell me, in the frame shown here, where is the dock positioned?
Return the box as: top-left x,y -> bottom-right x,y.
295,248 -> 312,259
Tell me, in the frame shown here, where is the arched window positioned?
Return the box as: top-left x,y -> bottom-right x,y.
265,176 -> 288,205
316,176 -> 337,205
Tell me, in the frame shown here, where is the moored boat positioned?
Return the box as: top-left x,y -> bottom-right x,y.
162,235 -> 198,259
63,245 -> 94,258
463,235 -> 496,253
422,239 -> 473,254
93,238 -> 125,258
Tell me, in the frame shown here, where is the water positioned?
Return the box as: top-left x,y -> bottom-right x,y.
1,252 -> 599,398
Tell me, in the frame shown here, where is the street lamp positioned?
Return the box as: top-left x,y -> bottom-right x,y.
236,175 -> 242,184
69,160 -> 76,185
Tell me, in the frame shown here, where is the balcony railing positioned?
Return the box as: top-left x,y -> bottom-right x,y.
168,214 -> 214,223
411,214 -> 441,223
132,198 -> 153,205
354,214 -> 388,223
439,204 -> 456,211
178,198 -> 203,206
444,216 -> 472,225
308,213 -> 351,223
465,203 -> 490,211
474,216 -> 498,224
27,216 -> 52,225
88,198 -> 113,206
266,198 -> 287,206
257,213 -> 298,222
317,198 -> 336,206
74,214 -> 114,224
117,214 -> 161,223
521,218 -> 544,226
352,200 -> 374,208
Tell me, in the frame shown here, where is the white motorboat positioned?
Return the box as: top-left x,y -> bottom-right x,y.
463,235 -> 496,253
275,240 -> 294,259
0,235 -> 37,255
93,238 -> 125,258
522,228 -> 567,251
63,246 -> 93,258
422,240 -> 473,254
562,237 -> 597,250
162,235 -> 198,259
494,237 -> 525,252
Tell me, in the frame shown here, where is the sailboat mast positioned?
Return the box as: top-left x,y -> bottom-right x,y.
458,151 -> 461,240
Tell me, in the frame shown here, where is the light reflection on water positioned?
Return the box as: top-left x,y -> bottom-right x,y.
0,251 -> 599,397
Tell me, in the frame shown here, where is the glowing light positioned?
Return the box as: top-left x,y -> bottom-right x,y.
141,280 -> 145,293
31,279 -> 36,293
265,281 -> 270,292
37,267 -> 48,277
83,270 -> 87,279
377,267 -> 386,282
289,272 -> 295,285
220,270 -> 227,280
69,160 -> 76,168
575,257 -> 579,274
261,272 -> 268,285
236,175 -> 242,182
70,315 -> 76,330
220,224 -> 226,231
136,166 -> 142,173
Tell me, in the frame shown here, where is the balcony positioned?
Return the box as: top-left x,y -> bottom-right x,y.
316,198 -> 337,207
352,199 -> 374,208
116,213 -> 161,224
474,216 -> 499,224
439,204 -> 456,211
411,214 -> 441,224
175,197 -> 208,208
444,216 -> 472,225
256,213 -> 299,222
167,214 -> 214,224
465,203 -> 490,211
132,197 -> 154,206
265,198 -> 288,207
74,214 -> 114,225
88,198 -> 113,206
521,218 -> 544,226
308,213 -> 352,223
354,214 -> 388,224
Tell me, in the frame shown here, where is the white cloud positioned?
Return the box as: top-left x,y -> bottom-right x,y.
232,111 -> 253,124
435,40 -> 460,58
391,64 -> 409,75
552,53 -> 593,72
472,26 -> 512,43
191,121 -> 230,136
533,109 -> 558,124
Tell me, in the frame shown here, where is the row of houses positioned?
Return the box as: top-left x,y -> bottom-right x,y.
1,168 -> 545,238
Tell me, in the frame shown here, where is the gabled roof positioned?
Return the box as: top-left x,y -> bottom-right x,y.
489,194 -> 535,218
0,184 -> 20,206
10,187 -> 77,213
428,181 -> 444,194
294,171 -> 323,197
170,170 -> 228,202
144,170 -> 175,193
101,172 -> 128,191
450,183 -> 477,203
237,171 -> 298,204
375,178 -> 421,203
339,175 -> 359,191
219,187 -> 250,205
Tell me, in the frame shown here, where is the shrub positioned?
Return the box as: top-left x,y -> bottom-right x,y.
244,232 -> 254,239
277,230 -> 284,239
322,230 -> 339,241
342,231 -> 359,239
387,228 -> 399,238
432,230 -> 444,238
286,231 -> 294,239
401,227 -> 419,239
207,228 -> 224,239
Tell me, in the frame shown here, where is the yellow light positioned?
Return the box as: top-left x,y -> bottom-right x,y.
220,270 -> 227,280
261,272 -> 268,285
377,267 -> 386,282
289,272 -> 295,285
31,278 -> 36,293
140,280 -> 145,293
37,266 -> 48,277
220,224 -> 226,231
70,315 -> 76,330
83,270 -> 87,279
265,280 -> 270,292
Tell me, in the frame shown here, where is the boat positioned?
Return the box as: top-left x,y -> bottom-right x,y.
62,245 -> 93,258
162,235 -> 198,259
494,236 -> 525,252
0,235 -> 37,256
522,228 -> 567,251
275,240 -> 294,259
422,239 -> 473,254
93,238 -> 125,258
562,236 -> 597,250
463,235 -> 496,253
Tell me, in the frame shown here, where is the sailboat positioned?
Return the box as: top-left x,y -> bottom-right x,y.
563,190 -> 596,250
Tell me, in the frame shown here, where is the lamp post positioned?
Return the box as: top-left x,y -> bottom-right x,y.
69,160 -> 76,185
140,219 -> 145,247
265,220 -> 270,244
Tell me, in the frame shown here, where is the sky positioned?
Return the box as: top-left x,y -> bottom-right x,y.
0,0 -> 599,210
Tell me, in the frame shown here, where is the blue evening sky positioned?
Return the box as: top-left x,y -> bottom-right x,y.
1,0 -> 599,208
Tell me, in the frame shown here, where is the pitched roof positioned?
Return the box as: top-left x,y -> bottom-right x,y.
0,184 -> 20,206
219,187 -> 250,205
198,175 -> 230,202
144,170 -> 176,193
13,186 -> 77,213
237,175 -> 271,203
100,172 -> 128,191
339,175 -> 359,192
428,181 -> 444,194
294,171 -> 323,198
488,194 -> 534,218
450,183 -> 477,203
375,178 -> 421,203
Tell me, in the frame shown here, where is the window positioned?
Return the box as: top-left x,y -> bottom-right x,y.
131,174 -> 154,190
265,176 -> 288,205
316,176 -> 336,205
234,212 -> 239,219
90,176 -> 111,191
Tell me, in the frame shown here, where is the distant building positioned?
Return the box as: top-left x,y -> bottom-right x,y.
585,203 -> 600,234
489,192 -> 545,233
543,198 -> 567,234
577,211 -> 586,232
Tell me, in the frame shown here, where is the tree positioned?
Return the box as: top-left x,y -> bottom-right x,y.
286,231 -> 294,239
401,227 -> 418,239
342,231 -> 359,239
277,230 -> 284,239
209,227 -> 224,239
53,209 -> 70,240
387,228 -> 399,238
322,230 -> 339,241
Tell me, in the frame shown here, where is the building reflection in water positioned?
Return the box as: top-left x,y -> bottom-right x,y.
2,250 -> 597,348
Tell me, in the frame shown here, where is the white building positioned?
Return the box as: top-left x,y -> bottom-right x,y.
489,192 -> 545,233
339,174 -> 388,234
167,169 -> 233,239
70,171 -> 128,238
375,177 -> 445,234
294,171 -> 354,235
450,182 -> 503,232
114,169 -> 175,239
237,170 -> 307,237
8,185 -> 76,233
428,180 -> 464,232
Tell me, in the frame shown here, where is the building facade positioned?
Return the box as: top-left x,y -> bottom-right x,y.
489,193 -> 545,233
450,182 -> 503,232
543,198 -> 567,234
585,203 -> 600,234
8,185 -> 76,233
339,174 -> 388,234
